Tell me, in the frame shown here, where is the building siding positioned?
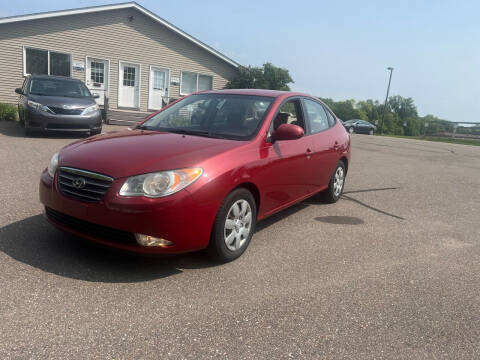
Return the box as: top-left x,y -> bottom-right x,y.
0,8 -> 238,111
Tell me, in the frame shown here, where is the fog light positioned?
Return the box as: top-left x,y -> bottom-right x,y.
135,234 -> 173,247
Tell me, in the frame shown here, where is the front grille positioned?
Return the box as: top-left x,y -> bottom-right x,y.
45,207 -> 136,244
49,106 -> 84,115
46,123 -> 90,130
58,167 -> 113,202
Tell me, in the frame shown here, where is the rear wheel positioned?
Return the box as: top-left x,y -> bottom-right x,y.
320,160 -> 346,203
207,188 -> 256,262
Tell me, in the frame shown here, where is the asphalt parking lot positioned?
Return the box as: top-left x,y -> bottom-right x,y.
0,120 -> 479,359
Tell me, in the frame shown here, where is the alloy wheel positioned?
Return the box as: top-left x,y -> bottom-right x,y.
224,199 -> 252,251
333,167 -> 345,196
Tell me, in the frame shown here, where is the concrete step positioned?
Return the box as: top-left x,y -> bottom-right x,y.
107,110 -> 154,126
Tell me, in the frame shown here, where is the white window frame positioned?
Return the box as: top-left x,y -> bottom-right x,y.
22,46 -> 72,77
180,71 -> 213,96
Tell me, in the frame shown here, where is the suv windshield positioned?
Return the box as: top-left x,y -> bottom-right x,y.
29,78 -> 92,98
141,94 -> 274,140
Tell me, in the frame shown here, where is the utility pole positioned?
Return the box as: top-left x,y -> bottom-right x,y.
379,67 -> 394,134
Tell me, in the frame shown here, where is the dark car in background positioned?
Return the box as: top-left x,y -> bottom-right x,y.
16,75 -> 102,135
342,119 -> 376,135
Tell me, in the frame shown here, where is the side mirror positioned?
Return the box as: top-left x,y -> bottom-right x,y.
93,94 -> 100,99
272,123 -> 304,141
15,88 -> 23,95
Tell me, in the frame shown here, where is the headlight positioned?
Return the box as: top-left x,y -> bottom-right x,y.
119,168 -> 203,198
81,104 -> 100,116
28,100 -> 54,114
47,152 -> 59,178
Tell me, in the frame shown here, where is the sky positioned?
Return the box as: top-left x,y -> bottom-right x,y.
1,0 -> 479,122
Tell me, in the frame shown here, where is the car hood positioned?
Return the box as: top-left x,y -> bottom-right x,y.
59,130 -> 244,178
29,94 -> 96,108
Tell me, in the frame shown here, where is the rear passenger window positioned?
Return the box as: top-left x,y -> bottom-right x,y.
325,108 -> 336,127
304,98 -> 330,133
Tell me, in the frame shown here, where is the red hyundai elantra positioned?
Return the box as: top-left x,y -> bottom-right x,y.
40,89 -> 350,261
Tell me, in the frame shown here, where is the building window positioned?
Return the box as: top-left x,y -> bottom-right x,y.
25,48 -> 48,75
198,74 -> 213,91
24,47 -> 71,77
90,61 -> 105,83
123,66 -> 136,87
180,71 -> 213,95
153,70 -> 166,90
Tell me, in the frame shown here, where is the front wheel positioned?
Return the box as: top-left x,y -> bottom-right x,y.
369,129 -> 374,135
91,127 -> 102,136
320,160 -> 346,203
348,127 -> 354,134
207,188 -> 256,262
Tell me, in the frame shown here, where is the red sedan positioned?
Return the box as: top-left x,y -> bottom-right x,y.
40,89 -> 351,262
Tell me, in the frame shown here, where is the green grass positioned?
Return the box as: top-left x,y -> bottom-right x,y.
0,103 -> 18,121
378,134 -> 480,146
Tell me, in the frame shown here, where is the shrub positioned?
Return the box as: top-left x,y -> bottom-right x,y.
0,103 -> 17,121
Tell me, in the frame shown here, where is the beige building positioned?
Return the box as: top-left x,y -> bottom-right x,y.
0,2 -> 239,123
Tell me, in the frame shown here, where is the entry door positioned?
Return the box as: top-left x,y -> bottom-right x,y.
119,62 -> 140,108
149,67 -> 169,110
86,58 -> 108,106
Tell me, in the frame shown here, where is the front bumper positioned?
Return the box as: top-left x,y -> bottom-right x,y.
26,109 -> 102,132
39,169 -> 218,254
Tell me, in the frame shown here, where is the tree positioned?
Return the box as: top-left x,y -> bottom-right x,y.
388,96 -> 418,119
225,62 -> 293,90
316,95 -> 460,137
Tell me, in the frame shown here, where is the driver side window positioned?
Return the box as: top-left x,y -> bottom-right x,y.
271,99 -> 306,133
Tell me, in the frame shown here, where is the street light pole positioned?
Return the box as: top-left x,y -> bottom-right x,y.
379,67 -> 394,135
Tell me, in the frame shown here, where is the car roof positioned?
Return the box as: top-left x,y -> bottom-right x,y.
198,89 -> 314,98
28,75 -> 81,82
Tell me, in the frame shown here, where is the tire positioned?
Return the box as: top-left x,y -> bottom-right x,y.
320,160 -> 346,204
369,129 -> 374,135
24,126 -> 34,137
348,127 -> 354,134
207,188 -> 257,262
91,128 -> 102,136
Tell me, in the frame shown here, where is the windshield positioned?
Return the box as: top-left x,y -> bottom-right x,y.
141,94 -> 274,140
29,78 -> 92,98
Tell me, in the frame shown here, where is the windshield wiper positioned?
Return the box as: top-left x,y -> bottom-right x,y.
168,129 -> 210,136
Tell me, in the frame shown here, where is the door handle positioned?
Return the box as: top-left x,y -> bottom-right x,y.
333,141 -> 340,150
306,148 -> 312,159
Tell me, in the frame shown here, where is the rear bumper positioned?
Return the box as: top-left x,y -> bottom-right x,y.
39,169 -> 218,254
26,109 -> 102,132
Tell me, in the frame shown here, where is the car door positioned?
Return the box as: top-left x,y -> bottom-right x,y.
358,120 -> 370,133
259,98 -> 314,214
303,98 -> 339,188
